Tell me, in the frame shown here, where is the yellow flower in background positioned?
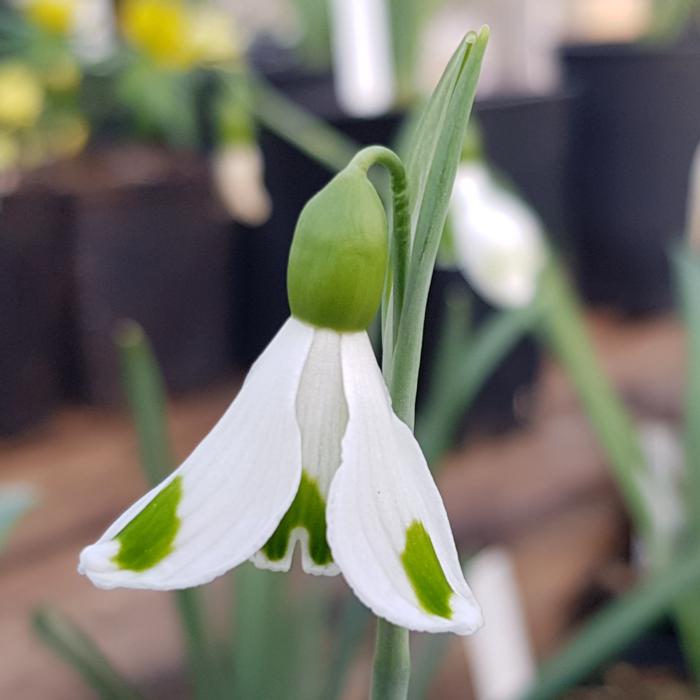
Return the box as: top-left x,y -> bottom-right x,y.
43,54 -> 81,92
121,0 -> 192,69
25,0 -> 78,35
121,0 -> 238,69
187,6 -> 239,65
0,63 -> 45,129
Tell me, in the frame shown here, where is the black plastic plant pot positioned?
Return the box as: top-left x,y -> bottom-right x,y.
231,45 -> 404,366
419,269 -> 540,437
35,147 -> 232,405
0,185 -> 70,435
475,92 -> 573,250
561,41 -> 700,314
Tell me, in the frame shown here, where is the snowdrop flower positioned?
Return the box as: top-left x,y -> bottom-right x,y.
449,161 -> 546,308
688,140 -> 700,253
79,165 -> 482,634
211,91 -> 271,226
212,144 -> 271,226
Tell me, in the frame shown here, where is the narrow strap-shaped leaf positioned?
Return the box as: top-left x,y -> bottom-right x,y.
116,322 -> 222,700
521,541 -> 700,700
33,608 -> 145,700
247,72 -> 359,173
390,27 -> 489,427
416,293 -> 540,466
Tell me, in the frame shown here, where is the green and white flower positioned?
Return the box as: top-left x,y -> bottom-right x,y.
449,160 -> 546,309
79,164 -> 482,635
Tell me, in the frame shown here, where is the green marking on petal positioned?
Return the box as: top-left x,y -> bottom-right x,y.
401,520 -> 453,619
262,471 -> 332,566
112,476 -> 183,572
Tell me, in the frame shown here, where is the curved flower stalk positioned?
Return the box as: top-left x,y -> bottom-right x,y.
80,155 -> 482,636
447,143 -> 547,309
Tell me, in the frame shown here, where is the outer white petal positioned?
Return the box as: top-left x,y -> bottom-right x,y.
252,328 -> 346,576
450,162 -> 546,308
327,332 -> 482,634
79,318 -> 312,590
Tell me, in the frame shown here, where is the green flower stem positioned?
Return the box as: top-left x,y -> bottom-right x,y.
370,30 -> 488,699
350,145 -> 411,335
355,146 -> 413,700
372,621 -> 411,700
116,322 -> 221,700
536,261 -> 655,553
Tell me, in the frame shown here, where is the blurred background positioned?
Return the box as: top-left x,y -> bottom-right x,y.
2,0 -> 700,698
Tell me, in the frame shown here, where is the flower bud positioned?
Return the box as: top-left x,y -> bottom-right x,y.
287,166 -> 388,332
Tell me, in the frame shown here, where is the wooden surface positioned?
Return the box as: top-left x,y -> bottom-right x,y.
0,312 -> 687,700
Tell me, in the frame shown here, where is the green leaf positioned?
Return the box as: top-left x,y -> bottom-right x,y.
246,72 -> 359,173
672,247 -> 700,533
0,485 -> 35,550
388,27 -> 490,428
115,321 -> 172,486
323,597 -> 370,700
671,246 -> 700,680
522,542 -> 700,700
416,289 -> 540,466
535,261 -> 654,551
33,608 -> 145,700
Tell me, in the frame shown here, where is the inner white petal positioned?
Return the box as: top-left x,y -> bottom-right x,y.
296,329 -> 349,496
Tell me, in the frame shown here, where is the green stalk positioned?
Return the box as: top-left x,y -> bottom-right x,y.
369,29 -> 488,699
372,621 -> 412,700
536,262 -> 655,553
116,322 -> 220,700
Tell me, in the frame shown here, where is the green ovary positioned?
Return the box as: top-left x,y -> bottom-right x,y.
262,471 -> 332,566
113,476 -> 183,572
401,520 -> 453,619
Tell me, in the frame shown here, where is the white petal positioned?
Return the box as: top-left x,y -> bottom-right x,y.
252,328 -> 346,576
327,332 -> 482,634
79,318 -> 312,590
450,162 -> 546,308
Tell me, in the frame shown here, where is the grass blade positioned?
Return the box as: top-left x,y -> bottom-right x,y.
33,608 -> 145,700
521,542 -> 700,700
390,27 -> 489,427
115,321 -> 220,700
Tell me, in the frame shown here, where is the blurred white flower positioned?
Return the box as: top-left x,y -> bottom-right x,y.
637,421 -> 686,566
212,144 -> 272,226
329,0 -> 395,117
688,141 -> 700,252
449,161 -> 547,308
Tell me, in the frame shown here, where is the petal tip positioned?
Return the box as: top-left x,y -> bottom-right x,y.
78,541 -> 120,581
